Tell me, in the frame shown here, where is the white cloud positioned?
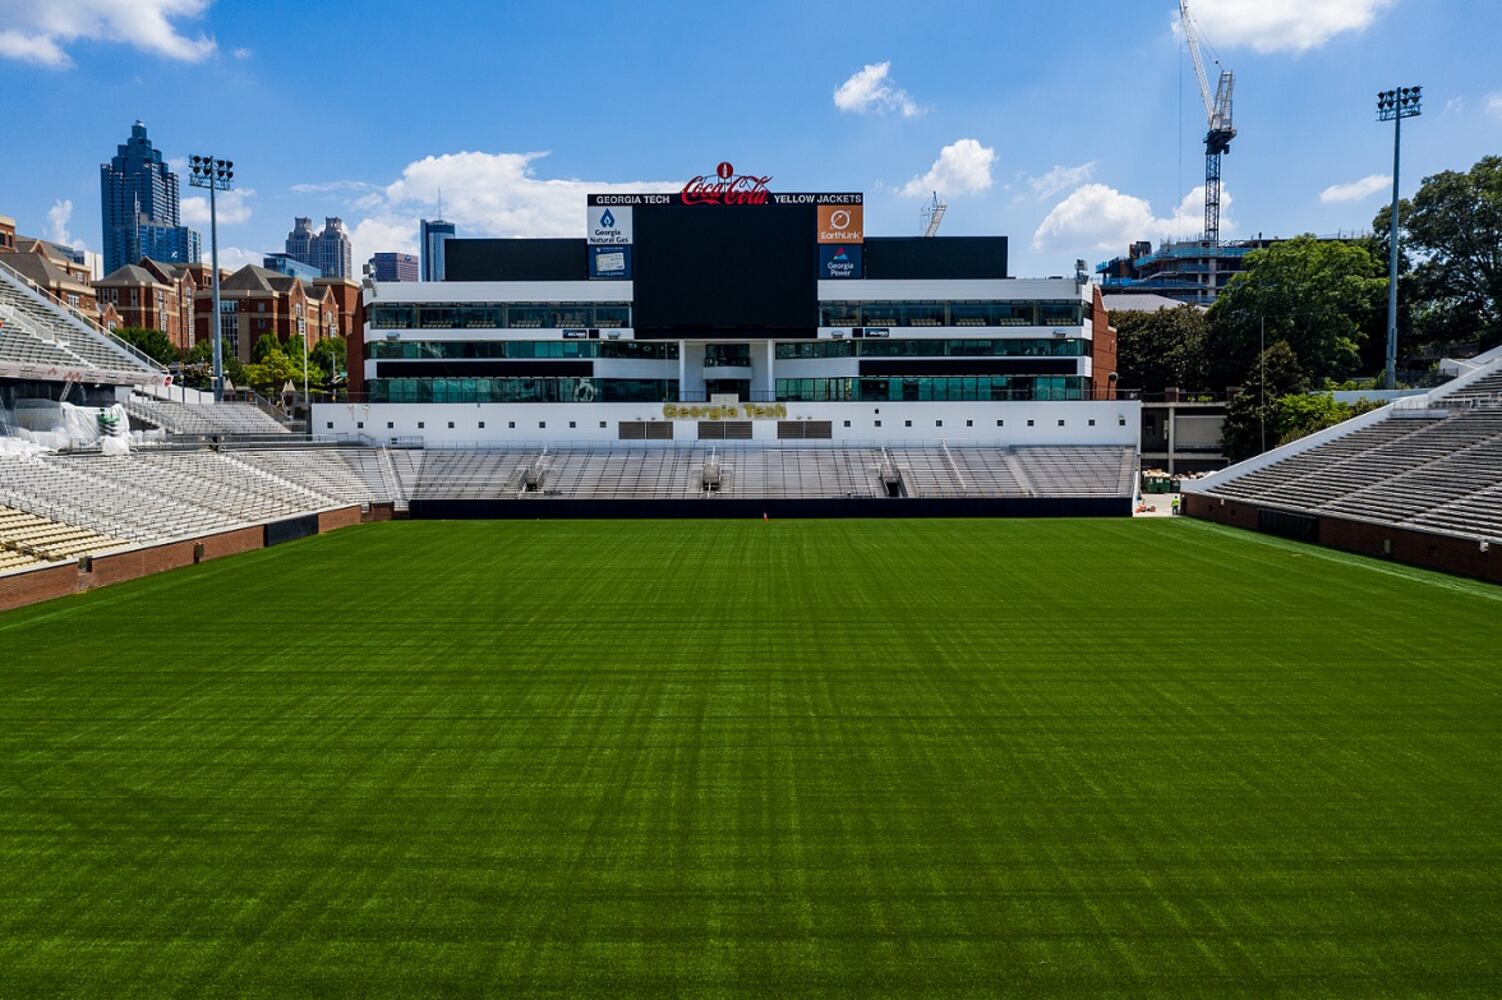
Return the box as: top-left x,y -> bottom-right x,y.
833,61 -> 923,117
0,0 -> 216,68
899,139 -> 996,198
45,199 -> 73,245
349,218 -> 420,268
1028,162 -> 1097,200
212,247 -> 265,272
291,180 -> 376,195
1442,97 -> 1465,117
344,150 -> 682,270
1032,184 -> 1232,253
231,46 -> 251,60
181,188 -> 256,226
1181,0 -> 1394,54
1488,93 -> 1502,118
1320,174 -> 1392,204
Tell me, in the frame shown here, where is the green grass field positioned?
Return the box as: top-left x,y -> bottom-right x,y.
2,518 -> 1500,997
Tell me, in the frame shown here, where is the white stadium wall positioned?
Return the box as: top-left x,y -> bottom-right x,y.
313,399 -> 1141,448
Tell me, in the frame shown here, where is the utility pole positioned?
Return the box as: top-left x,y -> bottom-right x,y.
1377,86 -> 1421,390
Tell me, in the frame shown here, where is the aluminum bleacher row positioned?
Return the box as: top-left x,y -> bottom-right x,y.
0,450 -> 367,556
385,445 -> 1138,501
126,394 -> 291,436
0,442 -> 1135,576
1190,359 -> 1502,543
0,261 -> 163,382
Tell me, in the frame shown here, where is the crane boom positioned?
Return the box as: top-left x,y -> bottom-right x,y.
920,192 -> 947,237
1178,0 -> 1237,244
1179,0 -> 1215,121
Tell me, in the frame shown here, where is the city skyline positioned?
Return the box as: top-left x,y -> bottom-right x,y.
0,1 -> 1498,279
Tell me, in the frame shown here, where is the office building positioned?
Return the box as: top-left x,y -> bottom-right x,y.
99,121 -> 201,275
368,252 -> 419,283
420,218 -> 455,282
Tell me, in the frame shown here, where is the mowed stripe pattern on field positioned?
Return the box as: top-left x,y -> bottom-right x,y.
0,519 -> 1499,997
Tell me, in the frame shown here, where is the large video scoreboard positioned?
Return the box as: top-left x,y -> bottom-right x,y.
587,164 -> 862,339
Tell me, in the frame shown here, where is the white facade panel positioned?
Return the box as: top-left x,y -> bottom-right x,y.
314,400 -> 1140,449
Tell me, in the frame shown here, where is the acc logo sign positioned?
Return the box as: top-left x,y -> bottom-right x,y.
817,204 -> 863,244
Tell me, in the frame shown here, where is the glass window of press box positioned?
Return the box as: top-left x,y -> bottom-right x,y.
775,338 -> 1086,360
368,303 -> 633,330
775,376 -> 1087,402
367,340 -> 678,360
818,300 -> 1088,328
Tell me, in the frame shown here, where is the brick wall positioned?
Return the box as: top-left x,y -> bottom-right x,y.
0,515 -> 355,612
1091,286 -> 1117,400
1186,493 -> 1501,584
318,506 -> 363,532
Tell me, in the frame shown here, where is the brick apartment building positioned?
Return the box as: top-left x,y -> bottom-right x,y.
94,259 -> 199,350
0,233 -> 104,323
192,264 -> 352,364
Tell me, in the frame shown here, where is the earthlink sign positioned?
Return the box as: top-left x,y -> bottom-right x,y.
817,204 -> 863,244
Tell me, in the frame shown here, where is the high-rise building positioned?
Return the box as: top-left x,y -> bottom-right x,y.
99,121 -> 202,275
312,217 -> 352,280
285,217 -> 316,266
420,218 -> 455,281
367,252 -> 419,282
284,216 -> 352,279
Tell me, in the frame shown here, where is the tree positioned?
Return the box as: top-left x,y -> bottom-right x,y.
311,336 -> 347,383
239,346 -> 326,394
1207,236 -> 1387,386
252,331 -> 283,362
1273,393 -> 1382,448
181,337 -> 243,391
112,326 -> 181,365
1376,155 -> 1502,351
1113,305 -> 1210,393
1220,340 -> 1310,462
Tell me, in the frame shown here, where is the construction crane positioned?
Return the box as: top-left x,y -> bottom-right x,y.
1179,0 -> 1236,244
920,191 -> 947,237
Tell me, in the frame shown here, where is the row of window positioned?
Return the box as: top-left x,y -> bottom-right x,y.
364,375 -> 1089,404
776,338 -> 1087,359
366,340 -> 678,360
367,299 -> 1092,332
821,300 -> 1090,328
368,377 -> 677,404
775,377 -> 1089,402
368,303 -> 631,330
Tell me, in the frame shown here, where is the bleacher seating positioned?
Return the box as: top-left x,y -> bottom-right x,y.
0,450 -> 348,548
1193,358 -> 1502,543
0,263 -> 162,381
384,444 -> 1137,502
126,394 -> 291,436
0,504 -> 128,566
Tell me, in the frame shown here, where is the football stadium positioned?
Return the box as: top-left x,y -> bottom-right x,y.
2,175 -> 1502,997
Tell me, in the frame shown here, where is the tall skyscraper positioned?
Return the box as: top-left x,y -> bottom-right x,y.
312,217 -> 352,280
285,217 -> 315,264
368,252 -> 419,282
285,216 -> 352,279
99,121 -> 201,274
420,218 -> 455,281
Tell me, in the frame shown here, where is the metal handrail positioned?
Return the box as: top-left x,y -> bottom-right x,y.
0,261 -> 166,374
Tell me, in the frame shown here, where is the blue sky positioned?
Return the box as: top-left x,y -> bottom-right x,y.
1,0 -> 1498,278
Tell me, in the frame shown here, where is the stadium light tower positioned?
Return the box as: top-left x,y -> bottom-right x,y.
1377,86 -> 1421,390
188,154 -> 234,402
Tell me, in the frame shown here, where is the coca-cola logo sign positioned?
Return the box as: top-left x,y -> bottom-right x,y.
680,161 -> 773,206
